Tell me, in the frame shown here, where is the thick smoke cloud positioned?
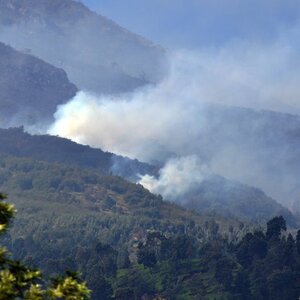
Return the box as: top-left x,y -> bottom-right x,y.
139,156 -> 210,201
49,26 -> 300,207
50,35 -> 300,156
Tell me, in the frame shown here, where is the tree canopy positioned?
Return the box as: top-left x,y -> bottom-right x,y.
0,193 -> 90,300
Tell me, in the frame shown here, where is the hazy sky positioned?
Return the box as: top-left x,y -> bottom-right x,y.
81,0 -> 300,48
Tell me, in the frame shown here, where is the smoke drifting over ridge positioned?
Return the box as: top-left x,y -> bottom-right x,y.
50,40 -> 300,155
49,32 -> 300,207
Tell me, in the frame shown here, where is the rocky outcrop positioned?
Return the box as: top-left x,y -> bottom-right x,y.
0,42 -> 77,128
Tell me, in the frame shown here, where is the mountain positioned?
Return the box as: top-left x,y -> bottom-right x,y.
0,0 -> 166,94
0,127 -> 157,180
182,175 -> 298,226
0,42 -> 77,128
183,103 -> 300,211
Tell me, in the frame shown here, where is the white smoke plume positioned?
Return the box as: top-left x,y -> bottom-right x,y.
48,33 -> 300,206
139,156 -> 210,201
49,37 -> 300,159
48,51 -> 210,162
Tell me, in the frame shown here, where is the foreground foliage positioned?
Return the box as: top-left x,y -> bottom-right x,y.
0,193 -> 90,300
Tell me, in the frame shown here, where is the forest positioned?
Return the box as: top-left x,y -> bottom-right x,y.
1,190 -> 300,299
0,147 -> 297,299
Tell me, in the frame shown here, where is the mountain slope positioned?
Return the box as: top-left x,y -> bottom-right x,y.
0,42 -> 77,128
0,0 -> 166,94
0,127 -> 296,226
0,153 -> 240,299
0,127 -> 157,180
202,105 -> 300,210
182,175 -> 297,226
1,154 -> 298,299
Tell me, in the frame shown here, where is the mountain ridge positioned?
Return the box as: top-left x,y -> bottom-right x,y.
0,0 -> 167,94
0,127 -> 157,180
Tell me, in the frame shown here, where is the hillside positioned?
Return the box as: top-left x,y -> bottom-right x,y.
177,103 -> 300,211
0,153 -> 241,298
0,127 -> 157,180
182,175 -> 297,226
0,0 -> 166,94
0,42 -> 77,128
0,127 -> 297,227
0,155 -> 299,299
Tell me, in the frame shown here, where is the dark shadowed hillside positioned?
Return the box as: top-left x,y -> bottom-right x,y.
0,0 -> 166,94
0,42 -> 77,128
0,127 -> 157,180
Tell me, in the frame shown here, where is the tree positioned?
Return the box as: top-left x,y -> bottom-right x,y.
236,231 -> 267,267
0,193 -> 91,299
296,230 -> 300,254
266,216 -> 286,240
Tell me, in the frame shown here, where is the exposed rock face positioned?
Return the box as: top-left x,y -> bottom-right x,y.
0,42 -> 77,128
0,0 -> 167,94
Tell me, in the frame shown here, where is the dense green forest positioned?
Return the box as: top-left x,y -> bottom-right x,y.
109,216 -> 300,299
1,188 -> 300,299
0,193 -> 90,299
0,153 -> 299,299
0,153 -> 243,298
